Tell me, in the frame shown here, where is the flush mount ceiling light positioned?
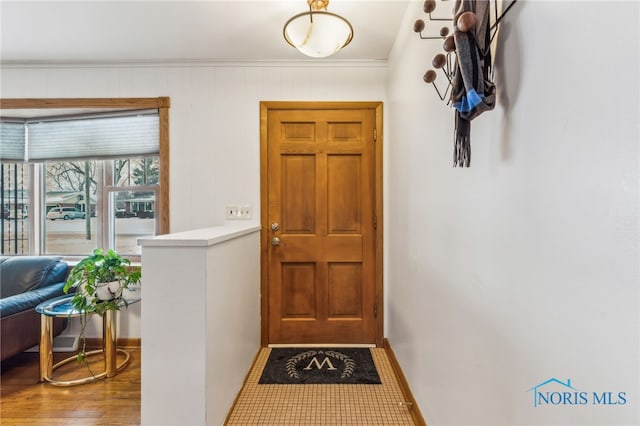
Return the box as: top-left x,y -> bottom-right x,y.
283,0 -> 354,58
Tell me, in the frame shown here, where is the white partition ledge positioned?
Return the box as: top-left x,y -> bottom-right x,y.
140,224 -> 260,247
140,224 -> 261,426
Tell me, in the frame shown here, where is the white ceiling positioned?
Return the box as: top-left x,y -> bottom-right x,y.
0,0 -> 412,64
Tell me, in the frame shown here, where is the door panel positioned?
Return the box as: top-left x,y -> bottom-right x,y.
327,154 -> 361,233
327,263 -> 362,318
328,121 -> 362,142
282,263 -> 316,318
281,155 -> 316,233
262,103 -> 381,345
281,121 -> 316,142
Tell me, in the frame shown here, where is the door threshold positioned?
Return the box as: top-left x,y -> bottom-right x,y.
268,343 -> 376,348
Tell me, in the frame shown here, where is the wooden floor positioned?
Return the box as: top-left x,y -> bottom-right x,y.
0,349 -> 141,425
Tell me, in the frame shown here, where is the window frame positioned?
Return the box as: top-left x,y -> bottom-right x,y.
0,97 -> 170,259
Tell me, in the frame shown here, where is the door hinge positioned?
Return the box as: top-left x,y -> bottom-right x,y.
373,128 -> 377,142
374,215 -> 377,230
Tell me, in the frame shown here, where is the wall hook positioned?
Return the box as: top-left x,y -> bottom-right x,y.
413,0 -> 518,167
414,0 -> 518,99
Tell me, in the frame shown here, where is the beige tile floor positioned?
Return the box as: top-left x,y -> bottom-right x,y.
226,347 -> 416,425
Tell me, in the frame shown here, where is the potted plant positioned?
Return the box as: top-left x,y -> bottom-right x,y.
63,248 -> 141,362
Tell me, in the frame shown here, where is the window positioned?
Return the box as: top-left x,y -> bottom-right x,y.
0,97 -> 170,258
1,163 -> 30,254
42,157 -> 159,256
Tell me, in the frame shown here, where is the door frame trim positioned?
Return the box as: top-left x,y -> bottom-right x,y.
259,101 -> 384,347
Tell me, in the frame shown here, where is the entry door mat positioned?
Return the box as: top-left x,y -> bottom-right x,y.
258,348 -> 381,385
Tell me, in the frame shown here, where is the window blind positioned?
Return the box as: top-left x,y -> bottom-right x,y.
0,121 -> 26,162
27,112 -> 159,162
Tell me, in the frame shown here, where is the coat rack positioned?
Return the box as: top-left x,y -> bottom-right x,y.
413,0 -> 518,167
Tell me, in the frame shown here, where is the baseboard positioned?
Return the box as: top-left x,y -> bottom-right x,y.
84,337 -> 141,349
383,338 -> 427,426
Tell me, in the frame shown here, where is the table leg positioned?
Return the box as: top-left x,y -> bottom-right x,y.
103,310 -> 117,377
39,315 -> 53,382
41,308 -> 130,386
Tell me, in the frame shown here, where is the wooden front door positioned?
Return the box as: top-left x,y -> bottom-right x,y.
260,102 -> 383,346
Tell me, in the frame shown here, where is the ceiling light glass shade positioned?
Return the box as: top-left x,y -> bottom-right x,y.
283,11 -> 354,58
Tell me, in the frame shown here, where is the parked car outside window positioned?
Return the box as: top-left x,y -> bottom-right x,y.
46,207 -> 86,221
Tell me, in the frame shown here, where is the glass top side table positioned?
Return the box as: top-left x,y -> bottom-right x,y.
35,292 -> 141,386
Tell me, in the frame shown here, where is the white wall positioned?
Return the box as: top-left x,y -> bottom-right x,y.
139,226 -> 260,426
0,62 -> 387,232
1,62 -> 388,338
386,1 -> 639,425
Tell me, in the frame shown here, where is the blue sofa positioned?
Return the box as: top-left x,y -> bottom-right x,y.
0,256 -> 69,361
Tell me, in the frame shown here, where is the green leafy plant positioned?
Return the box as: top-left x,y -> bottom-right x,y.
63,248 -> 141,363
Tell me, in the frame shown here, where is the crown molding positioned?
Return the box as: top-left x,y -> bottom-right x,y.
0,59 -> 389,69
